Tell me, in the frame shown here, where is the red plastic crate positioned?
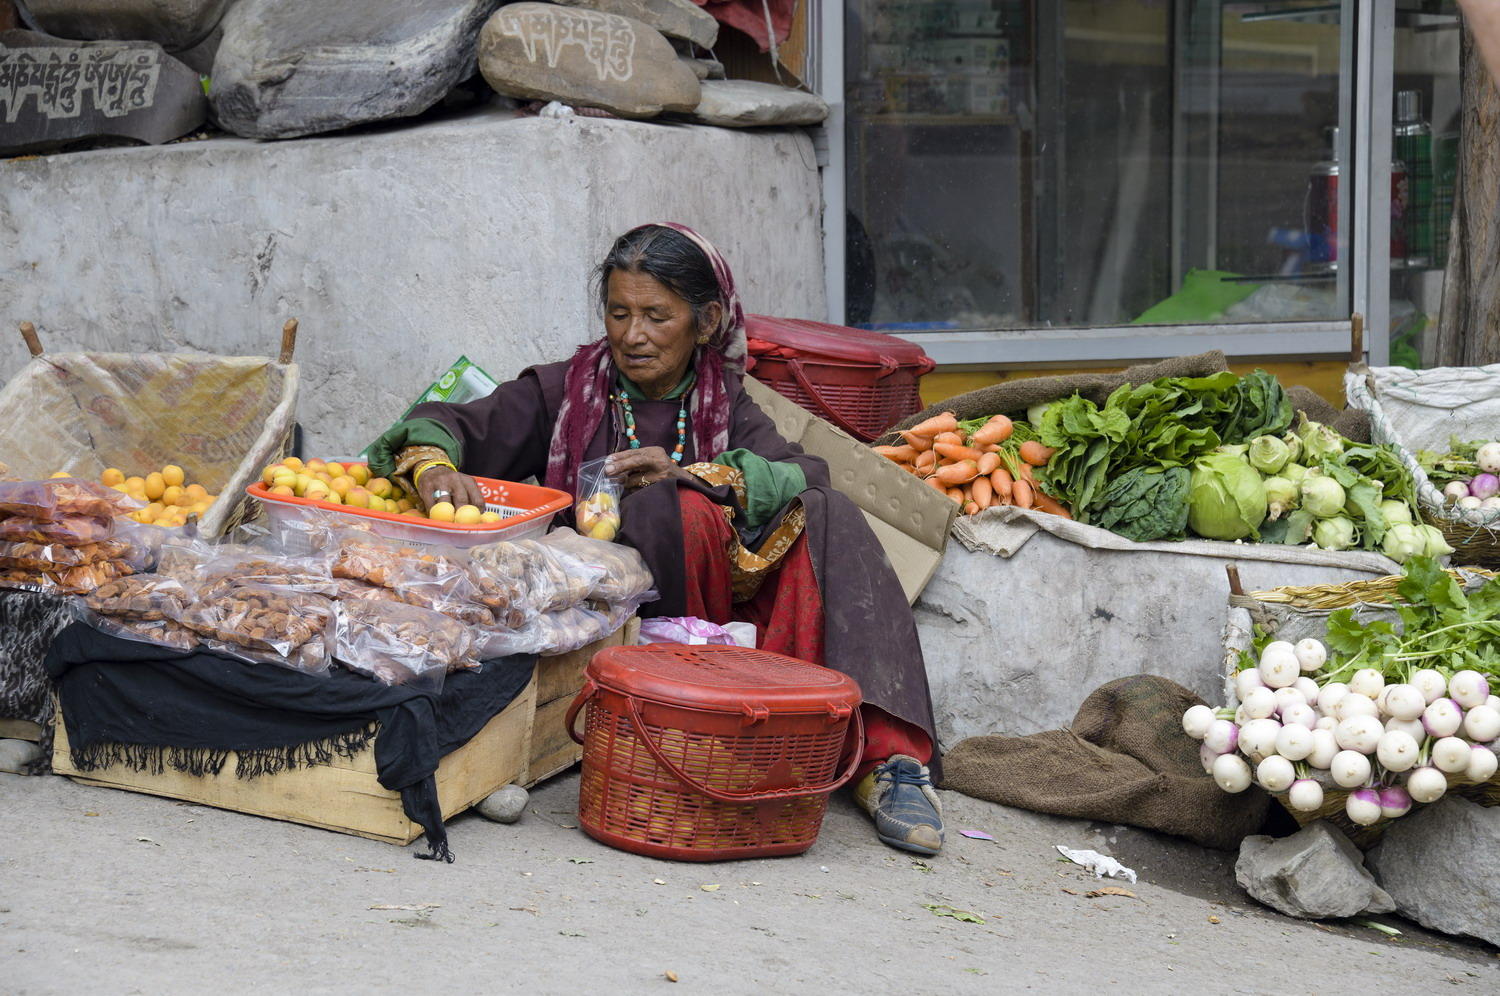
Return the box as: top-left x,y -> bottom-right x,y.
567,643 -> 863,861
745,314 -> 936,442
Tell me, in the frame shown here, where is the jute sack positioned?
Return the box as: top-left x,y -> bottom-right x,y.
941,674 -> 1270,850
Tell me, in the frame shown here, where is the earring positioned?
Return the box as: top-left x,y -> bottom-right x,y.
696,333 -> 711,345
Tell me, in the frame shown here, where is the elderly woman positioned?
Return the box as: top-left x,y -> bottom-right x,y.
368,224 -> 944,855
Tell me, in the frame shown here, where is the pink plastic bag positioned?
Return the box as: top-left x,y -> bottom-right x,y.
636,616 -> 757,648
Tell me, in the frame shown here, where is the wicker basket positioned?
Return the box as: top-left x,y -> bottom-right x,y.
0,320 -> 300,539
1344,364 -> 1500,569
1221,570 -> 1500,848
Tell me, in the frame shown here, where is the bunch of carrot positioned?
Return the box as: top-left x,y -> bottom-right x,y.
873,411 -> 1072,518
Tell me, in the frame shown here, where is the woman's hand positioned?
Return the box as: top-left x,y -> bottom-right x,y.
418,466 -> 487,511
605,447 -> 690,491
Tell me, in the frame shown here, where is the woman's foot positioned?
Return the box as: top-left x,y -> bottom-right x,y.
854,754 -> 944,856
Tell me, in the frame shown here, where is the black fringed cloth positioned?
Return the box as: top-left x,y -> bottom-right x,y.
44,624 -> 537,862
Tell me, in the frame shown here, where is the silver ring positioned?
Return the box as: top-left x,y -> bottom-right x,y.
432,489 -> 451,500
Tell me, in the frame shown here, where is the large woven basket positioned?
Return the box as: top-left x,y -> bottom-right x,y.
1221,571 -> 1500,848
1344,364 -> 1500,569
0,321 -> 300,539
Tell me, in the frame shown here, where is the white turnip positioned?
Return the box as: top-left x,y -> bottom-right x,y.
1200,743 -> 1220,774
1335,693 -> 1379,721
1346,788 -> 1382,826
1336,715 -> 1384,754
1287,778 -> 1325,812
1203,719 -> 1239,755
1476,441 -> 1500,474
1181,704 -> 1215,739
1241,687 -> 1278,720
1448,670 -> 1491,709
1239,718 -> 1283,762
1412,669 -> 1447,704
1423,698 -> 1464,738
1316,681 -> 1350,714
1330,750 -> 1372,788
1378,786 -> 1412,820
1293,638 -> 1327,673
1384,716 -> 1426,741
1348,668 -> 1385,699
1234,668 -> 1266,701
1468,746 -> 1499,783
1443,480 -> 1470,503
1431,736 -> 1471,773
1308,728 -> 1339,768
1273,687 -> 1307,713
1294,676 -> 1321,703
1234,704 -> 1251,726
1462,704 -> 1500,743
1281,703 -> 1319,730
1406,766 -> 1447,803
1212,753 -> 1253,793
1258,647 -> 1300,689
1375,730 -> 1420,772
1275,724 -> 1314,762
1382,684 -> 1426,722
1256,755 -> 1295,792
1315,716 -> 1339,732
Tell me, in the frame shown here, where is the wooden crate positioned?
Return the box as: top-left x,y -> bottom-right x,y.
52,621 -> 636,845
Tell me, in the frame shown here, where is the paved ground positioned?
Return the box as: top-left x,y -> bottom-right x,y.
4,769 -> 1496,994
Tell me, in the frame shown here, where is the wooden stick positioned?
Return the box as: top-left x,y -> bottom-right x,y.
1349,312 -> 1364,365
1226,564 -> 1244,597
18,321 -> 42,357
279,318 -> 298,364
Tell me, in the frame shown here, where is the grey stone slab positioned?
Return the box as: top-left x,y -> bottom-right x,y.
478,2 -> 698,119
210,0 -> 500,140
1368,798 -> 1500,946
678,53 -> 722,81
690,79 -> 827,128
0,737 -> 43,773
0,29 -> 208,155
550,0 -> 715,48
1236,822 -> 1394,920
475,783 -> 528,823
26,0 -> 232,51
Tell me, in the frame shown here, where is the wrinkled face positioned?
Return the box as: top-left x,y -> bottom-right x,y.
604,269 -> 705,399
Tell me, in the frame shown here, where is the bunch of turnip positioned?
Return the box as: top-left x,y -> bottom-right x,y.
1183,638 -> 1500,827
1440,440 -> 1500,523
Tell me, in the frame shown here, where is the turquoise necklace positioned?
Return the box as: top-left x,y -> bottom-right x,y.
614,391 -> 688,464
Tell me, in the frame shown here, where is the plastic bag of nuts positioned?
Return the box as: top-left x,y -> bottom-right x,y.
333,598 -> 475,689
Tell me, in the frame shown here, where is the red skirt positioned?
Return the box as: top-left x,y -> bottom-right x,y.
676,489 -> 932,777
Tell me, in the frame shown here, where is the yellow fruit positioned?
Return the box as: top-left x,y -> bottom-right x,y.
191,500 -> 212,514
110,483 -> 129,493
293,474 -> 312,496
329,475 -> 354,496
101,468 -> 125,486
322,491 -> 343,505
261,464 -> 282,486
454,504 -> 483,525
281,456 -> 304,471
305,458 -> 326,472
395,498 -> 413,513
161,465 -> 185,488
315,471 -> 333,484
400,508 -> 424,517
587,520 -> 618,542
270,485 -> 295,497
143,472 -> 165,501
428,501 -> 456,523
304,483 -> 330,500
184,484 -> 208,502
161,485 -> 184,507
271,472 -> 297,491
136,505 -> 160,524
50,470 -> 72,479
479,511 -> 502,524
348,464 -> 370,485
324,462 -> 345,478
367,477 -> 393,499
344,487 -> 370,509
124,475 -> 146,491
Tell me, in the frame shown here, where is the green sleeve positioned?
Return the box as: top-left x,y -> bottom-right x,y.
712,448 -> 808,529
365,417 -> 462,478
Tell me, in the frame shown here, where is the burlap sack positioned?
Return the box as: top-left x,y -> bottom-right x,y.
940,674 -> 1269,850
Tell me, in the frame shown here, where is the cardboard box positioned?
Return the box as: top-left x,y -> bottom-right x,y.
742,377 -> 954,603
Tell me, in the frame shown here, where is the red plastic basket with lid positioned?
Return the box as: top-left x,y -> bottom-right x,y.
567,643 -> 863,861
745,314 -> 936,442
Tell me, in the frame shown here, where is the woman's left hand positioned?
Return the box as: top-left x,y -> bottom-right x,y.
606,447 -> 690,490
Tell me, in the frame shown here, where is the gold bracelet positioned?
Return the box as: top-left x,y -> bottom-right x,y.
413,459 -> 457,484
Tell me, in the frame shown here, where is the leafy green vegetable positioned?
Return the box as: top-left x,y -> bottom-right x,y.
1187,452 -> 1268,540
1416,436 -> 1481,488
1091,466 -> 1190,542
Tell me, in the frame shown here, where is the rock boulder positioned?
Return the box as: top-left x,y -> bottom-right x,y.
210,0 -> 500,140
0,29 -> 208,155
550,0 -> 716,49
1367,797 -> 1500,946
0,738 -> 43,774
478,2 -> 698,119
1235,821 -> 1395,919
690,79 -> 828,128
26,0 -> 233,52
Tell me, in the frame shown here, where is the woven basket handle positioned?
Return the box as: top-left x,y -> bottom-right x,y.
623,695 -> 863,803
565,678 -> 598,745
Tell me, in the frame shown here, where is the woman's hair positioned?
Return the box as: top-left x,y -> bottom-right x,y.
595,225 -> 722,333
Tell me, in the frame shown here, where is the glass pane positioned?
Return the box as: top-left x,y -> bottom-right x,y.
1388,2 -> 1462,368
843,0 -> 1350,332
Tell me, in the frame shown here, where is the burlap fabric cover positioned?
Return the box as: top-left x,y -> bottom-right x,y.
0,352 -> 298,538
879,349 -> 1368,444
941,674 -> 1270,850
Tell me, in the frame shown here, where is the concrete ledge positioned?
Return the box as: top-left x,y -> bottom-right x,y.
0,110 -> 825,456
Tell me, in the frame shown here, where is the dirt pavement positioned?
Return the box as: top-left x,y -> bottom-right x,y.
4,770 -> 1496,994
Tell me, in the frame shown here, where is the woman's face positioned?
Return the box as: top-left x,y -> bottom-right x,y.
604,269 -> 716,399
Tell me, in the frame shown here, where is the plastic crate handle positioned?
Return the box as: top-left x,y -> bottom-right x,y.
565,679 -> 865,803
782,358 -> 880,442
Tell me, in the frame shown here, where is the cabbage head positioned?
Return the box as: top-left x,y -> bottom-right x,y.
1188,452 -> 1268,541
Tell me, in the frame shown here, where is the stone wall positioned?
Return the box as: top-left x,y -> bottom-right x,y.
0,110 -> 825,457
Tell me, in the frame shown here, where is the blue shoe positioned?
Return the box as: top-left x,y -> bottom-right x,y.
855,755 -> 944,856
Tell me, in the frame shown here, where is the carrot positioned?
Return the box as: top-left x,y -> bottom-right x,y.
945,488 -> 964,505
932,431 -> 964,448
971,474 -> 993,509
925,476 -> 947,493
970,415 -> 1014,447
934,460 -> 980,486
983,443 -> 1002,453
915,449 -> 938,475
1018,440 -> 1056,466
1012,479 -> 1034,509
976,452 -> 1001,476
899,431 -> 934,452
907,412 -> 958,438
991,467 -> 1014,502
962,500 -> 980,516
934,442 -> 987,463
1017,461 -> 1037,485
1032,490 -> 1073,519
873,444 -> 918,463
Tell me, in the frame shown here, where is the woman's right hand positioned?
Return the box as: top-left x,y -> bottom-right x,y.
417,466 -> 487,511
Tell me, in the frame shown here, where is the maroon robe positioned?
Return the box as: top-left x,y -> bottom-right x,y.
411,361 -> 939,756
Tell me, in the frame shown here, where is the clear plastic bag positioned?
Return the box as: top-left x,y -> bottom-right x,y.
574,456 -> 623,542
73,604 -> 200,653
197,545 -> 339,597
0,478 -> 142,522
0,513 -> 115,545
333,599 -> 473,690
0,538 -> 136,571
84,574 -> 192,622
330,533 -> 493,625
537,527 -> 655,603
0,558 -> 134,594
178,582 -> 335,673
468,537 -> 604,615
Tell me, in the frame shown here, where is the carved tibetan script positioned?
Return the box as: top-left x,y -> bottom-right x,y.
496,7 -> 637,83
0,47 -> 161,124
